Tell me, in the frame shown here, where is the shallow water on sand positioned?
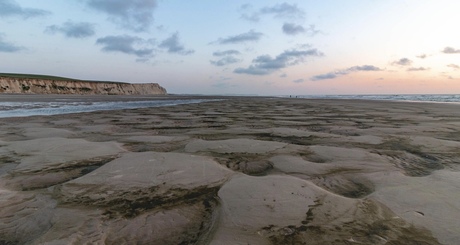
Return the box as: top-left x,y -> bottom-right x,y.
0,96 -> 214,118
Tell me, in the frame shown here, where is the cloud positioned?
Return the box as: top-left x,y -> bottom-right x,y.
447,64 -> 460,70
240,12 -> 260,22
210,49 -> 241,66
210,56 -> 241,66
85,0 -> 157,32
392,58 -> 412,66
280,73 -> 287,78
260,2 -> 305,19
215,30 -> 263,44
292,78 -> 304,83
282,23 -> 321,36
240,2 -> 304,22
442,47 -> 460,54
0,33 -> 23,52
239,4 -> 260,22
349,65 -> 381,71
311,73 -> 337,81
407,67 -> 429,71
416,54 -> 427,59
310,65 -> 382,81
45,21 -> 95,38
234,48 -> 323,75
158,32 -> 194,55
0,0 -> 50,19
213,50 -> 241,56
96,35 -> 155,58
282,23 -> 304,35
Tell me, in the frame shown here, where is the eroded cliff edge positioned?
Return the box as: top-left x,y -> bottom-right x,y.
0,76 -> 167,95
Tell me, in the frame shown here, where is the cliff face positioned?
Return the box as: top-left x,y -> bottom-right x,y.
0,77 -> 167,95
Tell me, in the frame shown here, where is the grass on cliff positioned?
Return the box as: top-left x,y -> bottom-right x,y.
0,73 -> 125,84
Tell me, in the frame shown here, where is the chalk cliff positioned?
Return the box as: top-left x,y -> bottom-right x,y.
0,77 -> 167,95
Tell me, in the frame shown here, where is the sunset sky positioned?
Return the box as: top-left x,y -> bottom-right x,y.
1,0 -> 460,95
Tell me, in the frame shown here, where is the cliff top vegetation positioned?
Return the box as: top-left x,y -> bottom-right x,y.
0,73 -> 125,84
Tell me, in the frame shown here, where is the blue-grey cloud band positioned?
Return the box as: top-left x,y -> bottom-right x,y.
235,48 -> 323,75
0,0 -> 50,19
85,0 -> 157,32
310,65 -> 382,81
45,21 -> 95,39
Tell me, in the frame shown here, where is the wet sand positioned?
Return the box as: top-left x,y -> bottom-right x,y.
1,96 -> 459,244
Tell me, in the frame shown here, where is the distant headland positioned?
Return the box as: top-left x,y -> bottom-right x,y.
0,73 -> 167,95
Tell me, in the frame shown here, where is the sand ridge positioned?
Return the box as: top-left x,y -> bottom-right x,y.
0,97 -> 459,244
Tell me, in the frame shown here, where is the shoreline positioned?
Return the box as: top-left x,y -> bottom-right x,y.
0,97 -> 459,244
2,94 -> 460,119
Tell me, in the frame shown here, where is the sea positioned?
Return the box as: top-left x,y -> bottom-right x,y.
0,94 -> 459,118
0,97 -> 213,118
297,94 -> 460,103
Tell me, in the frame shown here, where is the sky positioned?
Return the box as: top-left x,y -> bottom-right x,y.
1,0 -> 460,95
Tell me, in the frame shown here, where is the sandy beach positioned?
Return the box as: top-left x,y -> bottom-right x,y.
1,96 -> 459,244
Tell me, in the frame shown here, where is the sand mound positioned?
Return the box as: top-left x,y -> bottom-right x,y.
60,152 -> 233,217
4,138 -> 123,190
211,174 -> 438,244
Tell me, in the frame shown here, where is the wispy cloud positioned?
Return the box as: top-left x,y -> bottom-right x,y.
213,50 -> 241,56
310,65 -> 382,81
392,58 -> 412,66
391,58 -> 430,72
96,35 -> 155,58
442,46 -> 460,54
0,0 -> 50,19
85,0 -> 157,32
240,2 -> 305,22
0,33 -> 24,52
45,21 -> 95,38
416,54 -> 427,59
214,30 -> 263,45
210,49 -> 241,66
350,65 -> 381,71
447,64 -> 460,70
260,2 -> 305,19
158,32 -> 194,55
210,56 -> 241,66
407,67 -> 429,72
292,78 -> 304,83
311,72 -> 338,81
282,23 -> 320,36
234,48 -> 323,75
238,4 -> 260,22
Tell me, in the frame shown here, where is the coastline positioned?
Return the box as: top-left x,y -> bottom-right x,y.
297,94 -> 460,104
3,93 -> 460,119
0,96 -> 459,244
